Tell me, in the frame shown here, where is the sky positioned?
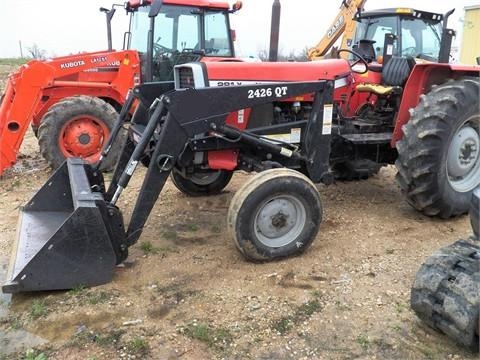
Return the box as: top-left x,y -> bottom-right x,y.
0,0 -> 478,59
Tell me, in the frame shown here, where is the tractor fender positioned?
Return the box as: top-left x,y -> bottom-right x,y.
391,62 -> 480,147
32,87 -> 126,128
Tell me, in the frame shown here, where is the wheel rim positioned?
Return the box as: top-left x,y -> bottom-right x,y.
254,195 -> 306,248
59,115 -> 110,163
190,171 -> 222,186
446,116 -> 480,193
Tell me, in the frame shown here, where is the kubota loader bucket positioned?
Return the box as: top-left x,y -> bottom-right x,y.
2,159 -> 125,293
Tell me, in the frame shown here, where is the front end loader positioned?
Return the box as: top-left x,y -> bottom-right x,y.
2,69 -> 335,293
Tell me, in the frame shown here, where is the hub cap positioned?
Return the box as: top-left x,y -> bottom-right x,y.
447,117 -> 480,192
254,195 -> 306,247
60,116 -> 109,163
190,171 -> 222,186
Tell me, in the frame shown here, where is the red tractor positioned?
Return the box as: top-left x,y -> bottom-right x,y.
0,0 -> 241,175
2,6 -> 480,295
168,7 -> 480,218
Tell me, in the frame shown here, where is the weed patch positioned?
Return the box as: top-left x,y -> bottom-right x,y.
126,336 -> 150,356
68,329 -> 125,349
68,284 -> 86,296
357,334 -> 370,350
179,322 -> 232,350
140,241 -> 160,255
270,299 -> 322,335
29,300 -> 48,320
0,58 -> 28,66
86,291 -> 110,305
188,223 -> 199,232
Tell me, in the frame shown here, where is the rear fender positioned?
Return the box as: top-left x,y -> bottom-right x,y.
391,63 -> 480,147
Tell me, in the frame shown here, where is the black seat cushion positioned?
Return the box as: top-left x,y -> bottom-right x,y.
382,56 -> 415,87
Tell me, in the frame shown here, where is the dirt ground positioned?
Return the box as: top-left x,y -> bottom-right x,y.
0,64 -> 477,360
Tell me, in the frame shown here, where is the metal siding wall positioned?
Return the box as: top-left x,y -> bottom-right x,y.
460,7 -> 480,65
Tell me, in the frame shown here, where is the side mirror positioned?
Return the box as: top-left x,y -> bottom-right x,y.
231,1 -> 242,13
149,0 -> 163,18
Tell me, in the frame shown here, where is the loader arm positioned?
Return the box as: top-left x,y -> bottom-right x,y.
119,80 -> 333,246
3,79 -> 333,293
308,0 -> 366,60
0,50 -> 139,176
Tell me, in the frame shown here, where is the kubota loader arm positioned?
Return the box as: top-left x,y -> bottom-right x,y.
308,0 -> 367,60
0,50 -> 139,176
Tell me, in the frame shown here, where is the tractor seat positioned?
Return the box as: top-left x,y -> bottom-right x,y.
356,56 -> 415,96
356,83 -> 395,96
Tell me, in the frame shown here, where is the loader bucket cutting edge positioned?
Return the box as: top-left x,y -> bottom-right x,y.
2,159 -> 122,293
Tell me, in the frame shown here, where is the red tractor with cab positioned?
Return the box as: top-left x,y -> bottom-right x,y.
0,0 -> 241,175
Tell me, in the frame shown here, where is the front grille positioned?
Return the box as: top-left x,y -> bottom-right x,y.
177,67 -> 195,89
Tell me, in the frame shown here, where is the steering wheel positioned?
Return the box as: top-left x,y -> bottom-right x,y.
153,43 -> 172,56
337,49 -> 369,74
401,46 -> 418,57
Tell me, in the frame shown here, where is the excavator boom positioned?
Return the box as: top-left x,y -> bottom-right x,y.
308,0 -> 367,59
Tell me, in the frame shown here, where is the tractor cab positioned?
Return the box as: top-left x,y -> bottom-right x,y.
126,0 -> 239,82
338,7 -> 455,120
352,8 -> 452,64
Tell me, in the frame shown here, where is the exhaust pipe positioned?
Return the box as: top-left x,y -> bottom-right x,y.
268,0 -> 281,62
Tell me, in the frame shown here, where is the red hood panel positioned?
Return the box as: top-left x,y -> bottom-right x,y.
204,60 -> 351,82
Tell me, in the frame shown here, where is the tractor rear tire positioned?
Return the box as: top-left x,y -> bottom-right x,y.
411,239 -> 480,351
395,78 -> 480,218
38,96 -> 122,171
227,168 -> 322,261
170,169 -> 233,196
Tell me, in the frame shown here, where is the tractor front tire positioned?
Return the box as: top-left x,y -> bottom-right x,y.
227,169 -> 322,261
170,169 -> 233,196
396,78 -> 480,218
38,96 -> 122,171
411,239 -> 479,351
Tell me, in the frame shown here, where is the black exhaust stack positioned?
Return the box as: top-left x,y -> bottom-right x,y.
100,6 -> 116,51
438,9 -> 455,64
269,0 -> 281,62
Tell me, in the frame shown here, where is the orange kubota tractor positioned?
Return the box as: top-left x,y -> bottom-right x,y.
0,0 -> 241,175
3,2 -> 480,295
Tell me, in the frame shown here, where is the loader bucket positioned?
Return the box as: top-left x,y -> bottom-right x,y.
2,158 -> 125,293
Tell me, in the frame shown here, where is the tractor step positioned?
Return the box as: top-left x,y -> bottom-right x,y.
340,132 -> 392,145
2,159 -> 123,293
349,119 -> 386,133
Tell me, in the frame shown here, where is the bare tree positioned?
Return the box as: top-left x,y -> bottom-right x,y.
257,48 -> 269,62
257,47 -> 309,62
27,43 -> 47,60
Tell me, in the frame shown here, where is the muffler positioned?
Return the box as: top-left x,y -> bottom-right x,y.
2,159 -> 126,293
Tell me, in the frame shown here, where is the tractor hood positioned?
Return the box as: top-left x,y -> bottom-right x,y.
201,60 -> 352,85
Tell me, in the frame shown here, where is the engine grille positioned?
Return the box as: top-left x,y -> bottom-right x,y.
177,67 -> 195,89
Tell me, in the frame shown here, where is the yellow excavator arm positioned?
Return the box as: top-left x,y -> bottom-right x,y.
308,0 -> 367,60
